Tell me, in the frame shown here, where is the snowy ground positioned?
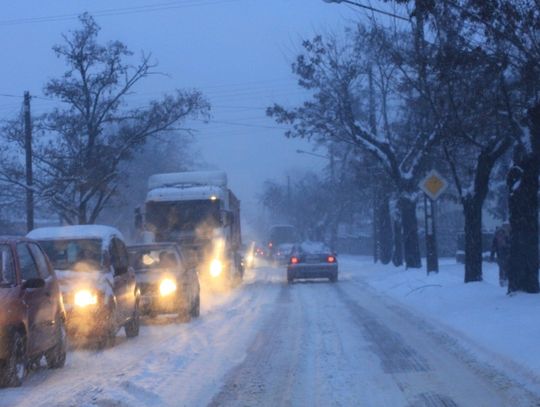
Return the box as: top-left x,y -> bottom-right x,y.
2,258 -> 540,406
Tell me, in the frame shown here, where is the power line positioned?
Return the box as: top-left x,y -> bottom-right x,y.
323,0 -> 409,22
195,119 -> 289,130
0,0 -> 243,27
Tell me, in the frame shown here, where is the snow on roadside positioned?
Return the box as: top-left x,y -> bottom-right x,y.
0,266 -> 284,407
340,256 -> 540,382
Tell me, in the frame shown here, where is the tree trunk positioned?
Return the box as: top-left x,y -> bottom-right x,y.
399,196 -> 421,268
379,194 -> 393,264
372,192 -> 379,263
507,105 -> 540,293
507,155 -> 539,293
463,197 -> 483,282
392,216 -> 403,267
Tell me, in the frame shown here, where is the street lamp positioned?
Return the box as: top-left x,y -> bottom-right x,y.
322,0 -> 409,22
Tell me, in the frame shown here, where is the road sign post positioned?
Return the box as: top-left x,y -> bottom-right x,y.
419,170 -> 448,275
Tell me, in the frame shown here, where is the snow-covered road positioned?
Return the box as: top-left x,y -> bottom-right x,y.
2,260 -> 539,406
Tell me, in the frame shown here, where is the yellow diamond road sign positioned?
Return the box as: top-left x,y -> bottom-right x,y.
420,170 -> 448,201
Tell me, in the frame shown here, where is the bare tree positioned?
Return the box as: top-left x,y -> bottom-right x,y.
0,13 -> 210,225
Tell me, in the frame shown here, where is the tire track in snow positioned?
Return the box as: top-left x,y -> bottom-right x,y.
334,280 -> 534,406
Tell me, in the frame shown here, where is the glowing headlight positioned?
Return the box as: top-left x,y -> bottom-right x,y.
74,290 -> 98,307
210,259 -> 223,277
159,279 -> 177,296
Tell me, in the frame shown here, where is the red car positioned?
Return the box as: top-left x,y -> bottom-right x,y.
0,237 -> 67,387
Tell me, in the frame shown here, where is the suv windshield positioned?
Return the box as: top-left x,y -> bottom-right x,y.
38,239 -> 102,271
128,247 -> 178,272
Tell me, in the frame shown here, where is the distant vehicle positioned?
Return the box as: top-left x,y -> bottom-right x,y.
241,242 -> 256,270
254,245 -> 266,258
137,171 -> 243,287
274,243 -> 295,265
287,241 -> 338,283
27,225 -> 140,348
0,237 -> 67,387
128,243 -> 200,320
267,224 -> 299,258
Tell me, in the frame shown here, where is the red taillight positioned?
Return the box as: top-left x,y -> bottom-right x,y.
291,257 -> 299,264
268,242 -> 273,248
327,256 -> 335,263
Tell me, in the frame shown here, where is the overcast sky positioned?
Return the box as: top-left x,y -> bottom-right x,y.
0,0 -> 399,230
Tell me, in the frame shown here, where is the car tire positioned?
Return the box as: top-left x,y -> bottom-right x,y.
287,275 -> 293,284
190,293 -> 200,318
125,303 -> 140,339
177,306 -> 192,323
46,316 -> 67,369
97,328 -> 116,350
0,331 -> 27,387
98,305 -> 117,349
329,274 -> 338,283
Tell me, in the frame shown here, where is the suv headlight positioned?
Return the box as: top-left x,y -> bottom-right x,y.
210,259 -> 223,277
74,289 -> 98,307
159,279 -> 177,296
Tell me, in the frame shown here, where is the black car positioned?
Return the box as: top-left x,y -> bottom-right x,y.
128,243 -> 200,320
286,241 -> 338,283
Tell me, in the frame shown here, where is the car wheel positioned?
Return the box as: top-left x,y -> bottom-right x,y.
190,294 -> 200,318
0,331 -> 27,387
287,275 -> 293,284
124,302 -> 140,338
46,316 -> 67,369
329,274 -> 338,283
177,299 -> 192,323
98,306 -> 117,349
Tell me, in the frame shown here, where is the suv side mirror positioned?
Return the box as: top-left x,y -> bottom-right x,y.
22,278 -> 45,290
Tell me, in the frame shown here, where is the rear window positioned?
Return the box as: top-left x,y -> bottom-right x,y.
299,241 -> 330,254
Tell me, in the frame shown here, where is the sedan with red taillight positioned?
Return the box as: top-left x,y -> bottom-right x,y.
286,241 -> 338,283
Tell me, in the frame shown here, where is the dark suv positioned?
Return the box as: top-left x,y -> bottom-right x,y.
0,237 -> 67,387
128,243 -> 200,321
27,225 -> 140,348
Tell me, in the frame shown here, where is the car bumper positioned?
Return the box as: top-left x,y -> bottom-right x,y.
65,305 -> 113,338
287,263 -> 338,279
140,293 -> 184,314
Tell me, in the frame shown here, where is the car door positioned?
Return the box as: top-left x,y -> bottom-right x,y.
16,242 -> 53,355
28,243 -> 59,349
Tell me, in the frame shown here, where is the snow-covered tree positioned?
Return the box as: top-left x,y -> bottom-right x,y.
268,27 -> 440,269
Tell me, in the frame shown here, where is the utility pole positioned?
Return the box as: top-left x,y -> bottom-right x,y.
423,194 -> 438,273
23,91 -> 34,232
287,175 -> 291,207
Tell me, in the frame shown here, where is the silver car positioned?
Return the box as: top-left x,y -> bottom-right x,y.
286,241 -> 338,283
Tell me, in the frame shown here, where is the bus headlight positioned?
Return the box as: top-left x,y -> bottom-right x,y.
159,279 -> 177,296
74,290 -> 98,307
210,259 -> 223,277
